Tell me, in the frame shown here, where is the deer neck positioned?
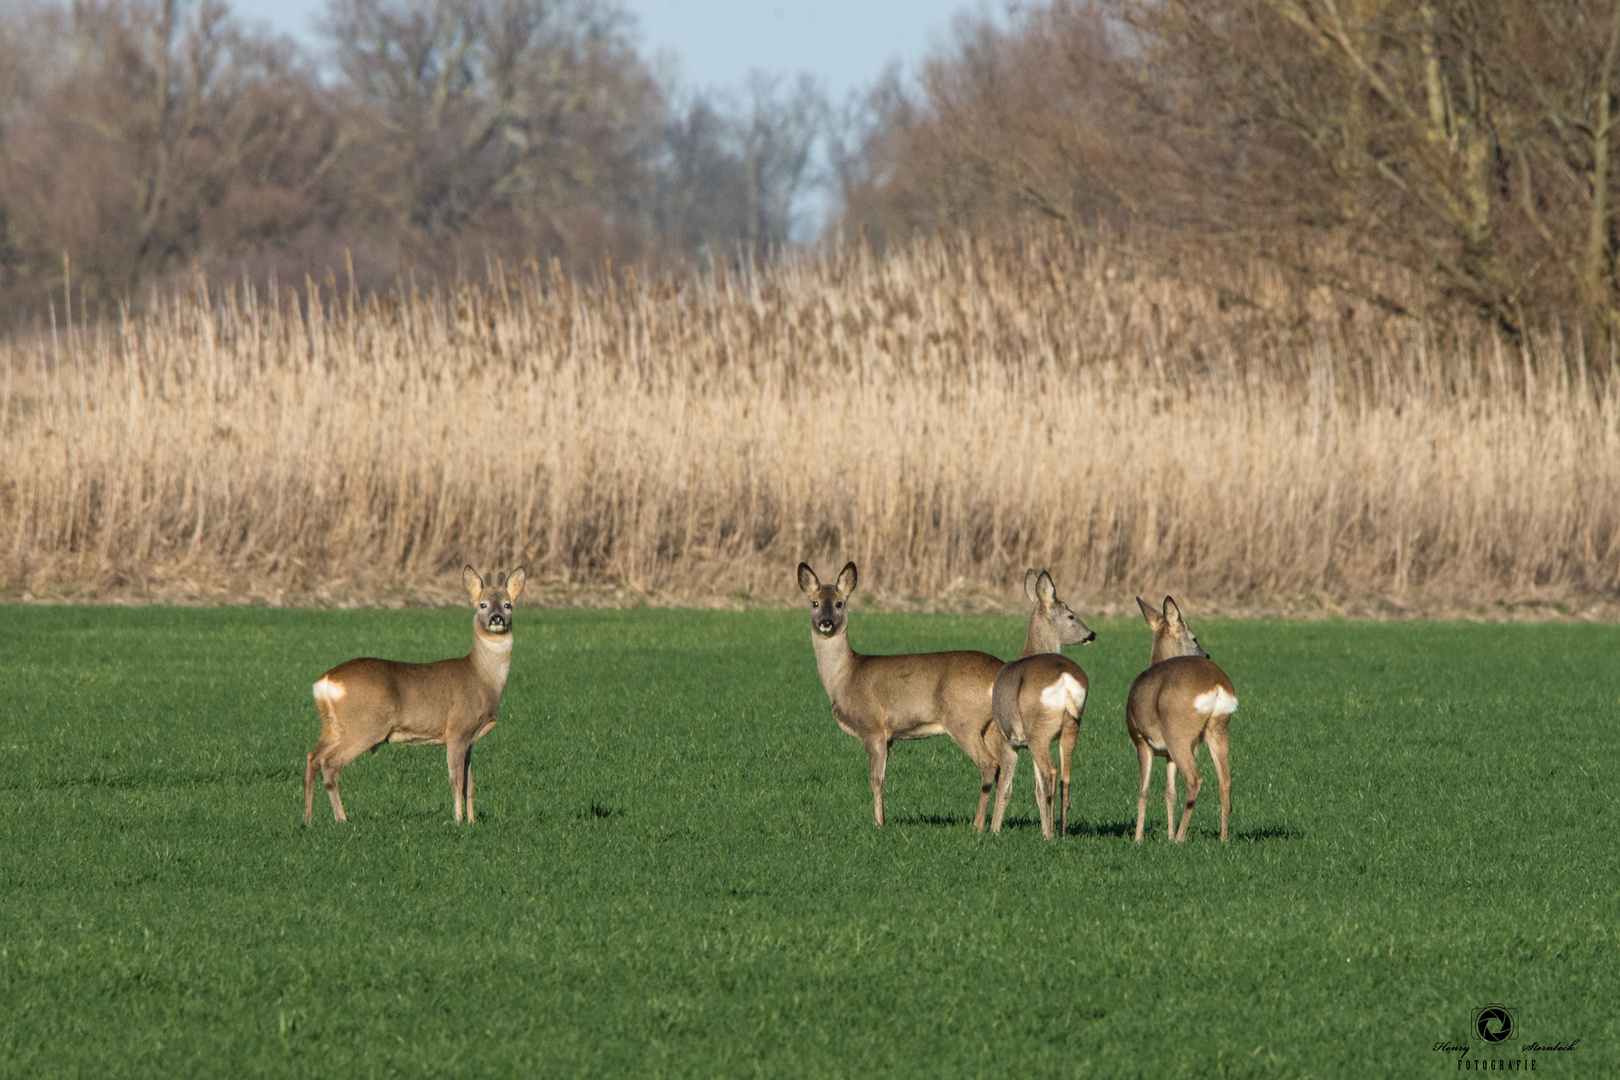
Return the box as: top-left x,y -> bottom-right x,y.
810,626 -> 861,704
470,629 -> 514,695
1020,614 -> 1062,659
1150,639 -> 1203,668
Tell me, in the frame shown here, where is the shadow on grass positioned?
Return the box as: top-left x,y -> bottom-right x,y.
888,811 -> 978,828
1113,823 -> 1305,843
885,814 -> 1158,838
1066,820 -> 1135,838
578,800 -> 623,821
954,818 -> 1302,842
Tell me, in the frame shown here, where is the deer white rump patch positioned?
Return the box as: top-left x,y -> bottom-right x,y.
1039,673 -> 1087,716
312,677 -> 346,702
1194,687 -> 1238,716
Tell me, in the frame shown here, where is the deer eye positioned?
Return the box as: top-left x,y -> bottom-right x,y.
503,602 -> 512,610
479,602 -> 488,609
835,601 -> 843,609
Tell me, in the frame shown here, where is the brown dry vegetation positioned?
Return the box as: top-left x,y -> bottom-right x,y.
2,231 -> 1618,616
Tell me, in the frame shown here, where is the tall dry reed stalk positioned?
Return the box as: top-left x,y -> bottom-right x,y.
2,232 -> 1617,614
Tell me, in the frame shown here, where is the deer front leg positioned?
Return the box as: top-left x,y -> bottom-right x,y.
863,737 -> 890,827
448,740 -> 473,823
464,746 -> 476,824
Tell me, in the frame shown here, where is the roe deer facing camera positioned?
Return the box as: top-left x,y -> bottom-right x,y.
1127,596 -> 1236,843
990,570 -> 1096,837
303,566 -> 527,824
797,562 -> 1005,829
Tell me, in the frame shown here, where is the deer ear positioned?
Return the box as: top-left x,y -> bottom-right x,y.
1037,571 -> 1057,604
1162,596 -> 1184,626
835,561 -> 858,596
463,566 -> 484,601
1136,595 -> 1162,629
1023,569 -> 1040,603
506,567 -> 527,599
797,563 -> 821,595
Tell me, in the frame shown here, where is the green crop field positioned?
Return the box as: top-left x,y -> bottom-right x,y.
1,603 -> 1615,1077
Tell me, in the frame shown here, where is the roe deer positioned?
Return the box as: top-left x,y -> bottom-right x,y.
797,562 -> 1005,829
303,566 -> 527,824
990,570 -> 1096,837
1127,596 -> 1236,843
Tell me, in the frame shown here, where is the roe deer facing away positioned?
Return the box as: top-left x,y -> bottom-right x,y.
797,562 -> 1005,829
303,567 -> 527,824
990,570 -> 1096,837
1127,596 -> 1236,843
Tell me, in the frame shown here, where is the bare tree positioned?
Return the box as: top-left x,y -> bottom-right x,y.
734,73 -> 825,249
1479,1 -> 1620,338
832,4 -> 1151,251
0,0 -> 343,316
831,0 -> 1620,340
656,73 -> 826,255
321,0 -> 665,267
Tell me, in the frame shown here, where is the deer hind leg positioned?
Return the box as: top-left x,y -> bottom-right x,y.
951,725 -> 999,834
303,747 -> 322,824
464,745 -> 477,824
1207,718 -> 1233,842
990,737 -> 1019,834
316,737 -> 371,823
1169,743 -> 1203,842
1164,760 -> 1179,840
1132,738 -> 1154,844
1058,717 -> 1079,838
972,752 -> 999,835
1032,740 -> 1058,839
305,713 -> 343,823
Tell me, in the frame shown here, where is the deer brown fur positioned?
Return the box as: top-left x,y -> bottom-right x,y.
798,561 -> 1005,829
990,570 -> 1096,837
1126,596 -> 1236,842
303,566 -> 526,824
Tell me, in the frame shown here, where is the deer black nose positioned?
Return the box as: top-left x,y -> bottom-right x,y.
1082,629 -> 1096,644
816,619 -> 835,634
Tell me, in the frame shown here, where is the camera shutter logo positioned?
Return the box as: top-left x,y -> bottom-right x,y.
1472,1003 -> 1517,1044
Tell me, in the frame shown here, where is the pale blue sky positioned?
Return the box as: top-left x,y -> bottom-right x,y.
230,0 -> 992,101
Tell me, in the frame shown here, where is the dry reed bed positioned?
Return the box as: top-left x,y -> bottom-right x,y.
2,233 -> 1618,613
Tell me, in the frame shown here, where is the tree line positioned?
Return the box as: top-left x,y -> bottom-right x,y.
0,0 -> 827,320
4,0 -> 1617,342
841,0 -> 1620,341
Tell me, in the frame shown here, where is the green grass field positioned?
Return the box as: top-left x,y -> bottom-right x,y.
1,603 -> 1615,1077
